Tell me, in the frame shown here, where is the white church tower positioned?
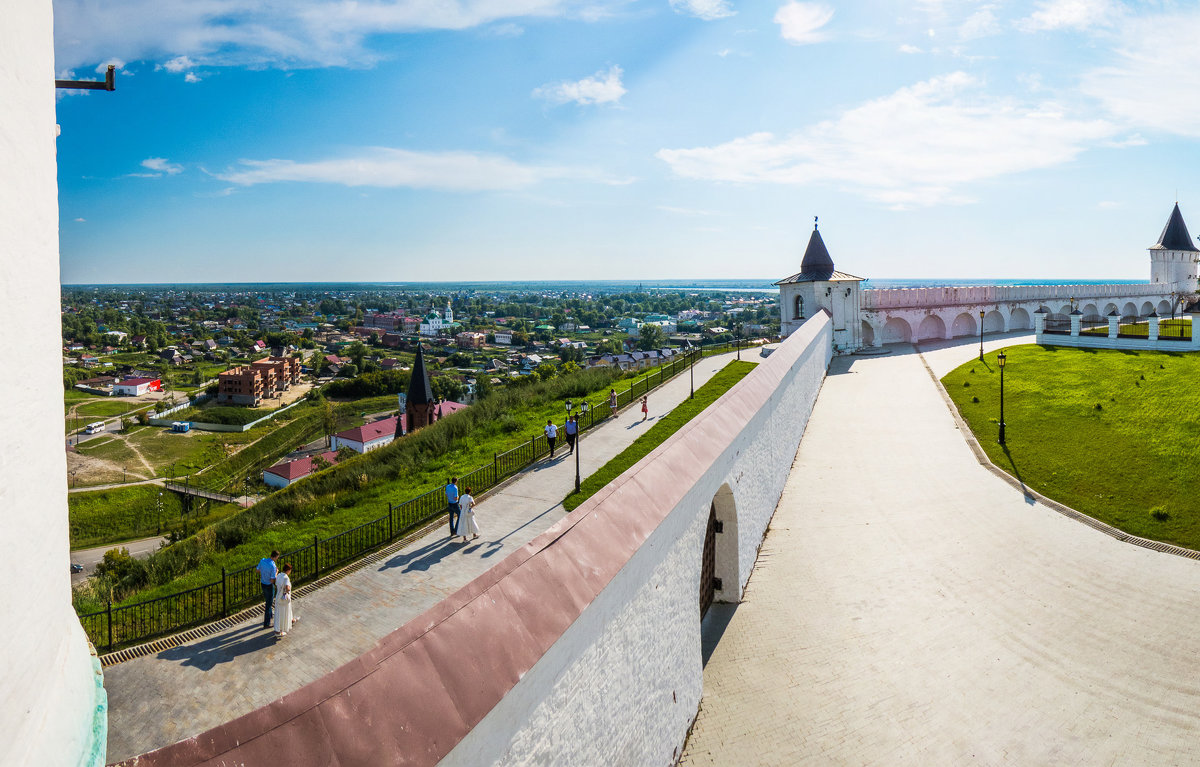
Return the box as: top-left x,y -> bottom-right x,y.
444,300 -> 453,323
1149,203 -> 1199,293
776,219 -> 865,352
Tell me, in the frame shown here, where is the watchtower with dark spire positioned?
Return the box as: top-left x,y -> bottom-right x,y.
1149,203 -> 1199,289
774,217 -> 865,351
405,344 -> 437,432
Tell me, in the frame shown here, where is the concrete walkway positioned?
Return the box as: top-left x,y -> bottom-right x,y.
104,351 -> 741,763
681,338 -> 1200,766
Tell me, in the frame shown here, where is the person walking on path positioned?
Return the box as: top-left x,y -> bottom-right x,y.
273,563 -> 295,638
641,395 -> 649,422
609,389 -> 618,417
457,486 -> 479,543
564,415 -> 578,455
445,477 -> 460,536
544,420 -> 558,458
256,550 -> 280,629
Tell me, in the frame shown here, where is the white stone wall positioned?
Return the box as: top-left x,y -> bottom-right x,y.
442,315 -> 833,766
0,3 -> 107,765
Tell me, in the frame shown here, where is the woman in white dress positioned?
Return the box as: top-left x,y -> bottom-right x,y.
458,486 -> 479,543
273,562 -> 295,638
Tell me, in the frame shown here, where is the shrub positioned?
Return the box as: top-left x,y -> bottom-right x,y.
1151,506 -> 1171,522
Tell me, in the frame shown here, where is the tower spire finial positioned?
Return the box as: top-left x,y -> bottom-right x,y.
814,215 -> 818,231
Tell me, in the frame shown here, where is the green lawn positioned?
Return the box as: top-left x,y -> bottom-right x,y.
942,344 -> 1200,550
563,361 -> 756,511
74,399 -> 145,418
76,435 -> 141,467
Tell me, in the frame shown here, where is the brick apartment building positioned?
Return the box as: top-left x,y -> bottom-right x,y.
217,356 -> 302,405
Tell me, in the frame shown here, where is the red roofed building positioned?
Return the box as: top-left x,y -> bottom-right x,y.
261,451 -> 340,489
330,416 -> 399,454
112,377 -> 162,396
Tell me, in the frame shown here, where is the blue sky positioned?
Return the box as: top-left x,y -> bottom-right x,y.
53,0 -> 1200,284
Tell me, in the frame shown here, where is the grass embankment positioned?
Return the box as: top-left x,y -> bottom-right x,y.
68,486 -> 243,550
563,361 -> 756,512
942,344 -> 1200,550
73,366 -> 638,613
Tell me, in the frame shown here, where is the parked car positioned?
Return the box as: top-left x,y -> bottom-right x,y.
70,563 -> 83,573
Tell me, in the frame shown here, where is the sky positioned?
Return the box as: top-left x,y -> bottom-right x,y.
52,0 -> 1200,285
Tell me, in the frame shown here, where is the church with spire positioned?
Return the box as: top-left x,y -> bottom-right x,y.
775,217 -> 865,352
405,344 -> 438,432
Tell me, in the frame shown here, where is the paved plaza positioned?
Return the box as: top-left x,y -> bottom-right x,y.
103,351 -> 740,763
682,336 -> 1200,765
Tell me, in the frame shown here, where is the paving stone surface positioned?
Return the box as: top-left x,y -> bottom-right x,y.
681,339 -> 1200,766
104,351 -> 742,763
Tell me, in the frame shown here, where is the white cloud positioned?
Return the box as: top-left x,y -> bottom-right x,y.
669,0 -> 735,21
214,147 -> 616,190
958,7 -> 999,40
656,72 -> 1118,208
53,0 -> 609,71
774,2 -> 833,45
899,44 -> 923,54
1018,0 -> 1120,32
533,65 -> 625,105
162,55 -> 195,73
74,217 -> 86,222
1082,11 -> 1200,137
184,72 -> 200,83
95,58 -> 125,73
142,157 -> 184,175
1097,200 -> 1121,209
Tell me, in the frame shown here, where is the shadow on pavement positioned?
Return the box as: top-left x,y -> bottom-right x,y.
158,623 -> 274,671
700,602 -> 740,667
1000,445 -> 1038,505
379,537 -> 460,573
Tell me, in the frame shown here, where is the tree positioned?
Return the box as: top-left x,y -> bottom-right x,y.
474,375 -> 492,400
338,363 -> 359,378
637,323 -> 667,351
535,362 -> 558,380
432,376 -> 465,402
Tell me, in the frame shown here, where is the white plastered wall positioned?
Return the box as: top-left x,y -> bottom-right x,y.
0,3 -> 106,765
441,316 -> 832,766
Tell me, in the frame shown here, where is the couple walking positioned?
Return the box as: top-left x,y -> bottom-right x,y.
544,416 -> 579,458
257,550 -> 298,639
445,477 -> 479,544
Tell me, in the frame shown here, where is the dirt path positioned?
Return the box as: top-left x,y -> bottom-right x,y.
121,436 -> 157,477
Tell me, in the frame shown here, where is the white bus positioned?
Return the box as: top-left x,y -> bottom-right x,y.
84,421 -> 105,434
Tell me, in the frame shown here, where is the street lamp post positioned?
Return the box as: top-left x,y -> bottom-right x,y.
575,402 -> 588,493
978,310 -> 985,361
736,323 -> 741,360
689,344 -> 695,399
997,351 -> 1007,445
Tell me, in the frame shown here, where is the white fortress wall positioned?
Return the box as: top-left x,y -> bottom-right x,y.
0,3 -> 107,765
859,283 -> 1181,345
443,315 -> 833,766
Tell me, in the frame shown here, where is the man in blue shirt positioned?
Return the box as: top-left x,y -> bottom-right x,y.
256,550 -> 280,629
445,477 -> 460,536
564,415 -> 578,455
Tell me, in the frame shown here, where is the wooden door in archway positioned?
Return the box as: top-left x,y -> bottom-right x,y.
700,502 -> 717,616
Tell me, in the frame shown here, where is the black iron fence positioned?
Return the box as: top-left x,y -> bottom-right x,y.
78,343 -> 755,652
1158,320 -> 1192,340
1043,314 -> 1071,335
